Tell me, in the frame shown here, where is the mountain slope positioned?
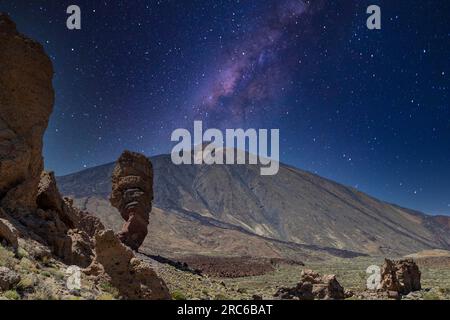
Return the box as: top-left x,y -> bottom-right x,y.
57,154 -> 450,256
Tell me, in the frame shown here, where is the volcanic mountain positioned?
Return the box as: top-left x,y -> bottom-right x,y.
56,153 -> 450,260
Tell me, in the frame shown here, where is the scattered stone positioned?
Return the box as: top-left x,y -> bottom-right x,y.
380,259 -> 421,295
274,269 -> 345,300
344,289 -> 354,299
387,290 -> 400,300
110,151 -> 153,251
0,267 -> 20,291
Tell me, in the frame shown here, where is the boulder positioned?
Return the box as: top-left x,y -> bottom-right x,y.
86,230 -> 170,300
274,269 -> 345,300
110,151 -> 153,250
380,259 -> 421,295
0,267 -> 20,291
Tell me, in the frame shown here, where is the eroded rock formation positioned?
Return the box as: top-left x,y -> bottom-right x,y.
380,259 -> 421,296
274,269 -> 347,300
86,230 -> 170,300
13,171 -> 100,268
0,13 -> 54,212
110,151 -> 153,250
0,13 -> 169,299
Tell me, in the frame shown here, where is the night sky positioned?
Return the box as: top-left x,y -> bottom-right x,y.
1,1 -> 449,215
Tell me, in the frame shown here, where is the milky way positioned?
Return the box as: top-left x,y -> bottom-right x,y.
2,0 -> 449,215
195,0 -> 323,127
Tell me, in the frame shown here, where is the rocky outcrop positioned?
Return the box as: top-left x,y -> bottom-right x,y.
0,13 -> 54,212
32,171 -> 103,267
0,14 -> 103,267
110,151 -> 153,250
380,259 -> 421,296
86,230 -> 170,300
0,13 -> 170,300
274,269 -> 346,300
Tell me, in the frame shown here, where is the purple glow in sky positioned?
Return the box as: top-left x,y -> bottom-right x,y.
194,0 -> 321,127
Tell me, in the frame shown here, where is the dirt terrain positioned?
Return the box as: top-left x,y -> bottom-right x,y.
150,255 -> 450,300
172,255 -> 304,278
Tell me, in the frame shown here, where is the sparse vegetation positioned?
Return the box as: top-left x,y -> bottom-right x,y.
96,293 -> 116,300
155,256 -> 450,300
172,291 -> 187,300
17,274 -> 36,291
0,244 -> 16,268
16,247 -> 29,260
0,241 -> 116,300
99,281 -> 120,299
3,290 -> 20,300
3,233 -> 450,300
28,286 -> 57,300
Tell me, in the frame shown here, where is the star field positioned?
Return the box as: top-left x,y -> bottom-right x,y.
1,0 -> 449,215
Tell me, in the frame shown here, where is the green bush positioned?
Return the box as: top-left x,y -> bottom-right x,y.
96,293 -> 116,300
17,275 -> 36,291
99,282 -> 120,298
172,291 -> 187,300
16,247 -> 29,260
0,244 -> 16,268
3,290 -> 20,300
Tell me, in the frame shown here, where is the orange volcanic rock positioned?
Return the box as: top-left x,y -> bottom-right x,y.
0,13 -> 54,212
380,259 -> 421,296
86,229 -> 170,300
110,151 -> 153,250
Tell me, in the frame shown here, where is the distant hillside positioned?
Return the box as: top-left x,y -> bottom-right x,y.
57,154 -> 450,258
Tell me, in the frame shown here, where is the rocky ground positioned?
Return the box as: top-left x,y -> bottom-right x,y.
150,255 -> 450,300
0,242 -> 118,300
2,239 -> 450,300
220,256 -> 450,300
